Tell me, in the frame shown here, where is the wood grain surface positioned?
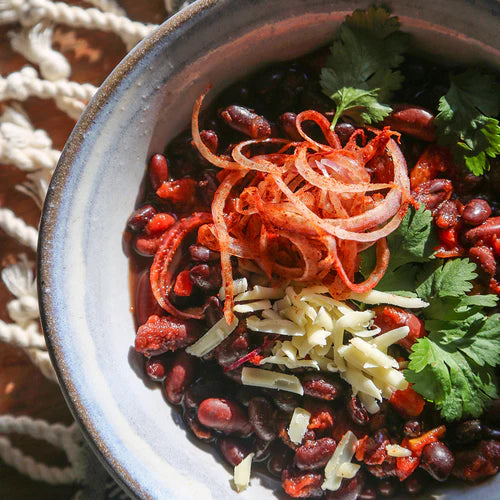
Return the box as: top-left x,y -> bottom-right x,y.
0,2 -> 166,498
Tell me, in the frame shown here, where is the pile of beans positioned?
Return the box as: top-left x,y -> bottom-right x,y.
124,49 -> 500,498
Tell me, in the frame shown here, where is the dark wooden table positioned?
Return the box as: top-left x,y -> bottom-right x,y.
0,2 -> 167,498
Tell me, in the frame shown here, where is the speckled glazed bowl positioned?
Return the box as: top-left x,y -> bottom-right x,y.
38,0 -> 500,498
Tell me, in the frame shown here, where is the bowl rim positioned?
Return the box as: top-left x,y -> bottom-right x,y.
37,0 -> 500,498
38,1 -> 219,497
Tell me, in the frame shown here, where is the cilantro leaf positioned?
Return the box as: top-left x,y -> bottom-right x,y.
320,6 -> 409,128
416,258 -> 477,302
435,69 -> 500,175
405,314 -> 500,420
359,205 -> 437,295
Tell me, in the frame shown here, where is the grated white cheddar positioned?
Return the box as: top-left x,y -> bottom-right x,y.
241,367 -> 304,395
246,316 -> 304,336
287,407 -> 311,445
219,278 -> 248,300
233,299 -> 272,313
337,462 -> 361,479
233,452 -> 254,493
386,444 -> 412,457
235,285 -> 285,302
186,316 -> 238,357
349,290 -> 429,309
322,431 -> 358,491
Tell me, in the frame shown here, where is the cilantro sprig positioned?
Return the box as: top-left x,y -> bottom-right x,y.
359,207 -> 499,421
320,6 -> 409,129
435,69 -> 500,176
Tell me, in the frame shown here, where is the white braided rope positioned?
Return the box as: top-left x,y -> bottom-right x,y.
9,22 -> 71,80
0,66 -> 97,102
85,0 -> 126,17
0,0 -> 186,495
0,416 -> 83,484
0,208 -> 38,251
0,0 -> 157,50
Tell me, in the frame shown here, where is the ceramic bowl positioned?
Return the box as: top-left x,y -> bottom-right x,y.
38,0 -> 500,498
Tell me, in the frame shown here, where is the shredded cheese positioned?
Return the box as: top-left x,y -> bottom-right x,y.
287,407 -> 311,445
186,316 -> 238,357
241,367 -> 304,395
322,431 -> 358,491
220,278 -> 248,300
233,452 -> 254,493
233,299 -> 272,313
386,444 -> 412,457
349,290 -> 429,309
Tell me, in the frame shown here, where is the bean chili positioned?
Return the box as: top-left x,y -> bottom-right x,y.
125,44 -> 500,498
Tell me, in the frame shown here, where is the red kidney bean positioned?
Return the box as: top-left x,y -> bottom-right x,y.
253,437 -> 272,462
452,440 -> 500,481
326,472 -> 365,499
302,373 -> 343,401
455,420 -> 482,443
464,217 -> 500,244
135,270 -> 162,326
277,417 -> 298,450
164,351 -> 197,404
189,244 -> 219,262
403,419 -> 423,438
334,122 -> 356,145
189,264 -> 221,292
133,233 -> 161,257
412,178 -> 453,212
281,467 -> 324,498
462,199 -> 492,226
199,129 -> 218,154
434,200 -> 460,229
279,112 -> 302,141
376,478 -> 397,497
198,170 -> 219,207
198,398 -> 252,435
127,204 -> 157,232
220,105 -> 271,139
420,441 -> 454,481
469,245 -> 496,275
383,104 -> 436,142
267,442 -> 293,477
184,408 -> 212,441
347,395 -> 369,426
218,436 -> 251,466
248,397 -> 277,441
135,315 -> 203,356
273,392 -> 301,414
358,487 -> 377,500
149,153 -> 169,190
366,461 -> 398,479
294,438 -> 337,471
145,355 -> 168,381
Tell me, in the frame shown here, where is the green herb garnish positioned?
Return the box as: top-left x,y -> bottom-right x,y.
320,6 -> 409,129
435,69 -> 500,176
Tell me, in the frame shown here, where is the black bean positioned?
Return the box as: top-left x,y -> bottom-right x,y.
359,487 -> 377,500
404,420 -> 422,438
335,122 -> 356,145
204,296 -> 223,328
189,264 -> 221,292
279,112 -> 302,141
273,392 -> 301,414
248,397 -> 277,441
189,244 -> 219,262
267,443 -> 293,477
455,420 -> 482,443
218,436 -> 251,466
420,441 -> 454,481
377,478 -> 397,497
127,205 -> 157,232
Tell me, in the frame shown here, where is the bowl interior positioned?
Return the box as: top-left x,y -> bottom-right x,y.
39,0 -> 499,498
